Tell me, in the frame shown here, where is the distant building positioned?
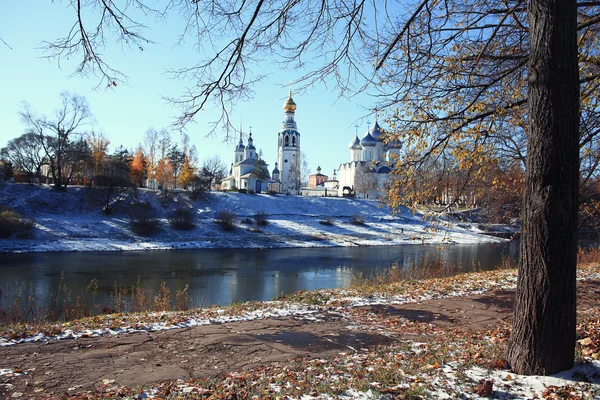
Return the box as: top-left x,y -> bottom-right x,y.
276,90 -> 302,194
301,168 -> 339,197
308,166 -> 327,188
337,121 -> 402,198
220,131 -> 270,192
221,90 -> 303,194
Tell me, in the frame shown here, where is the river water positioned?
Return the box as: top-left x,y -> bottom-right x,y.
0,242 -> 519,308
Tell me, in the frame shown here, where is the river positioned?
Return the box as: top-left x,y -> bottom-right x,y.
0,242 -> 519,309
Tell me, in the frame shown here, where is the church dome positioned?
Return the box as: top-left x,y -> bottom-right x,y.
361,132 -> 376,147
368,121 -> 384,142
349,135 -> 362,150
283,90 -> 297,112
236,138 -> 245,151
272,162 -> 280,175
386,139 -> 403,149
247,132 -> 256,150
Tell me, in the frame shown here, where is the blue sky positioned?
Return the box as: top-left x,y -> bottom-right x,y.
0,2 -> 380,176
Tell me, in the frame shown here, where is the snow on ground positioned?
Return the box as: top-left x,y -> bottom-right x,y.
0,183 -> 502,253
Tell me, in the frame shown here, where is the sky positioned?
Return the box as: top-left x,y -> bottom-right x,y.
0,2 -> 381,178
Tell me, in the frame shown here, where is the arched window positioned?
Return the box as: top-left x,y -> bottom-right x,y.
292,136 -> 296,146
285,136 -> 289,146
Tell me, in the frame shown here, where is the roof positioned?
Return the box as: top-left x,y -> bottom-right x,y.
368,121 -> 384,143
361,132 -> 376,146
349,135 -> 362,150
237,158 -> 257,166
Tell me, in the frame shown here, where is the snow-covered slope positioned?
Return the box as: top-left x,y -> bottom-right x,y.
0,183 -> 501,253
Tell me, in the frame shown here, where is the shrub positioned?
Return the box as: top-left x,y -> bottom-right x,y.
0,209 -> 35,239
319,218 -> 334,226
214,210 -> 236,231
237,188 -> 248,194
129,202 -> 160,236
168,207 -> 196,230
188,175 -> 210,200
253,211 -> 269,227
350,214 -> 366,226
89,174 -> 132,214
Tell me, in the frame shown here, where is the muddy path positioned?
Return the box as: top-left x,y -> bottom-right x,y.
1,280 -> 598,399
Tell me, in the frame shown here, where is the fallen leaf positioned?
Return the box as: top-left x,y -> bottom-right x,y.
490,359 -> 510,369
473,379 -> 494,396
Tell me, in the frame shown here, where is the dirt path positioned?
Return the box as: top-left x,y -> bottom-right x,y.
1,280 -> 599,399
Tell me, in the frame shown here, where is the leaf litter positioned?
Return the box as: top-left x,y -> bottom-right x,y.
1,264 -> 600,398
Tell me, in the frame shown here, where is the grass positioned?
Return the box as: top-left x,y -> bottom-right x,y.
129,203 -> 160,236
168,207 -> 196,230
350,214 -> 366,226
0,208 -> 35,239
319,217 -> 335,226
0,275 -> 196,334
253,211 -> 269,226
214,210 -> 236,231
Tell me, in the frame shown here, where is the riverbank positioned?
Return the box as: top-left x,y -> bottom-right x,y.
0,183 -> 503,253
1,262 -> 599,399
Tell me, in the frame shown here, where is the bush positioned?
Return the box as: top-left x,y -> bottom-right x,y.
350,214 -> 366,226
129,203 -> 160,236
188,175 -> 210,200
319,218 -> 334,226
0,209 -> 35,239
89,174 -> 132,214
214,210 -> 236,231
168,207 -> 196,230
253,211 -> 269,227
237,188 -> 248,194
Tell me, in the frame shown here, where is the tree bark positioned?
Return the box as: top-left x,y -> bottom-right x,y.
507,0 -> 579,375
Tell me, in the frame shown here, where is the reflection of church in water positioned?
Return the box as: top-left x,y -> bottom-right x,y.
220,90 -> 301,194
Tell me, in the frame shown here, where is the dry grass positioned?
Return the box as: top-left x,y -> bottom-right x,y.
214,210 -> 236,231
0,209 -> 35,239
578,246 -> 600,265
168,207 -> 196,230
0,276 -> 198,332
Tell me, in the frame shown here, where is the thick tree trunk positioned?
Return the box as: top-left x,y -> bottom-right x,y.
507,0 -> 579,375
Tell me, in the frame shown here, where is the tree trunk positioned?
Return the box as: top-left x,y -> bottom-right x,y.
507,0 -> 579,375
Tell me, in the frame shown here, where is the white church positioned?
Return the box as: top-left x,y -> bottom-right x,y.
220,91 -> 302,194
220,91 -> 401,198
336,121 -> 402,198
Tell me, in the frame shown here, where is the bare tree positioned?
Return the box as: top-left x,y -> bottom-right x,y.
144,128 -> 159,188
354,164 -> 378,199
201,156 -> 228,189
0,133 -> 47,184
20,92 -> 93,190
300,153 -> 310,186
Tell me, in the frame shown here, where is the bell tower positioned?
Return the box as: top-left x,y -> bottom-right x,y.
276,89 -> 301,194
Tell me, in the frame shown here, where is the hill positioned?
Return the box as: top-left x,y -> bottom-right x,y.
0,183 -> 500,253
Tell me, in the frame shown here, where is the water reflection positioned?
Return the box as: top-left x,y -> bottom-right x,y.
0,242 -> 519,308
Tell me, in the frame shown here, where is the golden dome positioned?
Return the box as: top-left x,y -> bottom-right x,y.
283,90 -> 296,112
